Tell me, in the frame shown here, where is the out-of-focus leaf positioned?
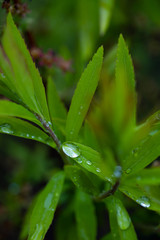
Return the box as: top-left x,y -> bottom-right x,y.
55,202 -> 79,240
75,190 -> 97,240
0,100 -> 41,127
77,0 -> 99,60
122,130 -> 160,175
105,196 -> 137,240
1,13 -> 50,120
0,116 -> 56,149
101,233 -> 113,240
122,167 -> 160,185
99,0 -> 115,35
83,120 -> 100,151
62,141 -> 113,182
66,46 -> 103,141
120,182 -> 160,212
64,165 -> 99,196
114,35 -> 136,134
28,171 -> 65,240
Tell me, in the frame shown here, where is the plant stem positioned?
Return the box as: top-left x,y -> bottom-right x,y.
94,180 -> 120,201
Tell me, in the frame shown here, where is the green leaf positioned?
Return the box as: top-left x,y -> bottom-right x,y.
66,46 -> 103,141
122,130 -> 160,175
101,233 -> 113,240
0,100 -> 42,127
75,190 -> 97,240
122,167 -> 160,185
64,165 -> 99,196
99,0 -> 115,35
83,120 -> 100,151
114,34 -> 136,134
62,141 -> 113,182
105,196 -> 137,240
0,116 -> 56,148
1,13 -> 50,120
28,171 -> 65,240
120,183 -> 160,212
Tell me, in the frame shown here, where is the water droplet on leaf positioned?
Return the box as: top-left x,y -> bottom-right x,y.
86,160 -> 92,165
116,204 -> 131,230
136,196 -> 150,208
62,143 -> 80,158
96,168 -> 101,173
30,224 -> 44,240
114,166 -> 122,178
125,168 -> 131,174
0,123 -> 14,134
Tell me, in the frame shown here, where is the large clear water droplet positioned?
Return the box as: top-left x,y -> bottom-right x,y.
116,204 -> 131,230
136,196 -> 150,208
86,160 -> 92,165
44,193 -> 53,209
0,123 -> 14,134
62,143 -> 80,158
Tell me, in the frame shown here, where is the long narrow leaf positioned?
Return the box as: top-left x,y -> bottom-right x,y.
75,190 -> 97,240
66,46 -> 103,141
28,171 -> 65,240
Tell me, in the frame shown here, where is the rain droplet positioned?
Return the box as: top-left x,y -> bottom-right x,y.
62,143 -> 80,158
86,160 -> 92,165
77,158 -> 82,164
26,134 -> 30,137
116,204 -> 131,230
132,147 -> 139,157
125,168 -> 131,174
0,123 -> 14,134
96,168 -> 101,173
136,196 -> 150,208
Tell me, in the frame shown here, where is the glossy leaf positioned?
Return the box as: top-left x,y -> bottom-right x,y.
122,130 -> 160,175
101,233 -> 113,240
122,167 -> 160,185
114,34 -> 136,133
66,46 -> 103,141
0,100 -> 41,127
75,190 -> 97,240
120,183 -> 160,212
64,165 -> 99,196
0,116 -> 56,148
1,13 -> 50,120
105,196 -> 137,240
99,0 -> 115,35
28,171 -> 65,240
62,141 -> 113,182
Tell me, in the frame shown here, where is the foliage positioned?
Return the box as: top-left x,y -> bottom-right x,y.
0,2 -> 160,240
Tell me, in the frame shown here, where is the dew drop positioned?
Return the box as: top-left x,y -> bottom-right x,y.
96,168 -> 101,173
86,160 -> 92,165
77,158 -> 83,164
116,204 -> 131,230
62,143 -> 80,158
136,196 -> 150,208
125,168 -> 131,174
26,134 -> 30,138
132,147 -> 139,157
0,123 -> 14,134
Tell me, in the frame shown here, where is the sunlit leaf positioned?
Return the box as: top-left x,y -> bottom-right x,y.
120,182 -> 160,212
64,165 -> 99,196
99,0 -> 115,35
66,46 -> 103,141
28,171 -> 65,240
75,190 -> 97,240
105,196 -> 137,240
0,116 -> 56,148
62,141 -> 113,182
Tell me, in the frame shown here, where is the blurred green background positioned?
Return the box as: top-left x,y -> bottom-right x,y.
0,0 -> 160,239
